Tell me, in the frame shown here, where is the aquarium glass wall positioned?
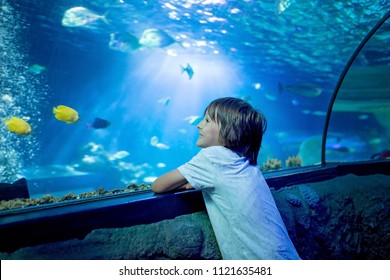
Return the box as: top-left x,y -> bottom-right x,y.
1,0 -> 390,201
326,14 -> 390,163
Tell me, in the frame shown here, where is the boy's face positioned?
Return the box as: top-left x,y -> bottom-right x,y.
196,112 -> 222,148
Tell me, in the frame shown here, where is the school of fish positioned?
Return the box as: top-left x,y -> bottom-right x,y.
61,7 -> 180,51
4,4 -> 321,149
4,4 -> 322,137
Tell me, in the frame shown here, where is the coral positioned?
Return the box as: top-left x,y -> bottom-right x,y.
285,193 -> 302,207
40,194 -> 60,204
0,183 -> 152,211
125,183 -> 152,192
261,158 -> 282,171
62,193 -> 78,201
286,155 -> 302,168
96,186 -> 109,196
298,184 -> 321,208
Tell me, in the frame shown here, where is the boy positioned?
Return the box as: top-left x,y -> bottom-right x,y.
152,97 -> 300,260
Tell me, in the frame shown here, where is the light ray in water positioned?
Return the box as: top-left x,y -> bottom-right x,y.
109,49 -> 242,161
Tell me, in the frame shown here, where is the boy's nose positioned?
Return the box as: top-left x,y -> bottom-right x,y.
197,119 -> 205,129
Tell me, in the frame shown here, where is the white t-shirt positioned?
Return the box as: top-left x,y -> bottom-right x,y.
178,146 -> 301,260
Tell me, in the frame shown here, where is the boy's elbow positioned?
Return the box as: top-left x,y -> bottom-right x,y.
151,184 -> 162,193
151,183 -> 160,193
151,169 -> 186,193
151,179 -> 165,193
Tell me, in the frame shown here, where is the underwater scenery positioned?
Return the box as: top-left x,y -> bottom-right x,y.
1,0 -> 390,202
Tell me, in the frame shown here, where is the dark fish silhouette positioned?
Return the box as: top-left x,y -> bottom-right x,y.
278,82 -> 322,97
0,178 -> 29,200
181,63 -> 194,79
89,118 -> 111,129
371,150 -> 390,159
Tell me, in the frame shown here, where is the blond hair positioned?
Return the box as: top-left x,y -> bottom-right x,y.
205,97 -> 267,165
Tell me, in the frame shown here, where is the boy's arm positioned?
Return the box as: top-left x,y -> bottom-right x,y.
152,169 -> 192,193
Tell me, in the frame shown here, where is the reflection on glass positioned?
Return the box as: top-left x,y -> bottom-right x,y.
327,18 -> 390,163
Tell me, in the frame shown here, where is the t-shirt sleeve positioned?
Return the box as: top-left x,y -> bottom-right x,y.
177,149 -> 215,190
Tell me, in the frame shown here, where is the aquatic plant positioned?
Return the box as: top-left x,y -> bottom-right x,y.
261,158 -> 282,171
286,155 -> 302,168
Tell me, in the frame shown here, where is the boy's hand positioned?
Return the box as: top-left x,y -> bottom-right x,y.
177,182 -> 194,190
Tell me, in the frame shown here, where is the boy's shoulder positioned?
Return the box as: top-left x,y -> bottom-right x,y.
201,145 -> 229,154
197,146 -> 250,169
199,146 -> 238,159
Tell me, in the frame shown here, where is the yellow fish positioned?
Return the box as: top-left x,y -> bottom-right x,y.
4,117 -> 32,136
53,105 -> 80,124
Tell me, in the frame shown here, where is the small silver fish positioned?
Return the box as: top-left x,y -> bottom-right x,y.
150,136 -> 170,149
150,136 -> 159,146
154,142 -> 170,150
62,7 -> 108,28
181,63 -> 194,79
184,115 -> 202,125
276,0 -> 291,16
138,28 -> 176,48
157,97 -> 171,106
28,64 -> 46,74
108,150 -> 130,161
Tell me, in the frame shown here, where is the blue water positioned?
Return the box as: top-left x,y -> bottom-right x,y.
1,0 -> 389,194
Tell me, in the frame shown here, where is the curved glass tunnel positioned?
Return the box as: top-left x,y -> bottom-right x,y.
0,1 -> 389,259
323,11 -> 390,165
